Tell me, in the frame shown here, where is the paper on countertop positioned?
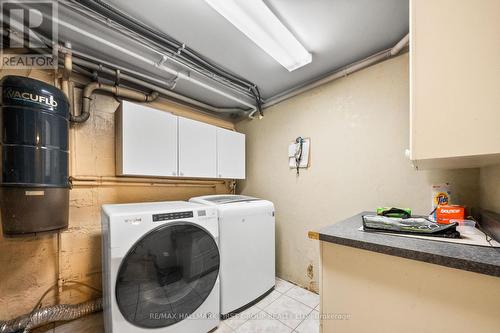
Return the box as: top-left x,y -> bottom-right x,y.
358,226 -> 500,248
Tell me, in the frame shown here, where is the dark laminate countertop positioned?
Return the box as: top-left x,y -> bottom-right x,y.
316,212 -> 500,277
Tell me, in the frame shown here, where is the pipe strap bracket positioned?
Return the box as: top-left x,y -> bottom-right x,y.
115,69 -> 121,86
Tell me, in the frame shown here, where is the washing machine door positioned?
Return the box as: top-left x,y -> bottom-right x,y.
115,222 -> 219,328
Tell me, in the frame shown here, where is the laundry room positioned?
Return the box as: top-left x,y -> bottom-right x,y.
0,1 -> 499,333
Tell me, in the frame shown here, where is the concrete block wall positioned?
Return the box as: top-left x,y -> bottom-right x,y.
0,69 -> 232,320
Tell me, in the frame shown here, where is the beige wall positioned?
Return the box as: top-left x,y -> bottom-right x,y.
236,54 -> 480,291
320,242 -> 500,333
0,69 -> 232,320
480,164 -> 500,213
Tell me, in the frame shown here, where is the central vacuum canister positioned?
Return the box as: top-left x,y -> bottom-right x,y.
0,76 -> 70,235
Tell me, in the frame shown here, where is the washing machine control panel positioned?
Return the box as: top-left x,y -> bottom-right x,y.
152,210 -> 194,222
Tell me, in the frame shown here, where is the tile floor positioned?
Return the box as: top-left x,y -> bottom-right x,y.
49,277 -> 319,333
215,277 -> 319,333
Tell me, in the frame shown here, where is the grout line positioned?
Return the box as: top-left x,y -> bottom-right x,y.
258,293 -> 317,331
222,305 -> 261,330
259,299 -> 304,331
285,307 -> 315,333
281,292 -> 318,311
277,277 -> 320,296
257,290 -> 284,310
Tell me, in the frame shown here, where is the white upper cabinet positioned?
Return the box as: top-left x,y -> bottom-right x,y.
116,102 -> 245,179
116,101 -> 178,177
217,128 -> 245,179
178,117 -> 217,178
410,0 -> 500,169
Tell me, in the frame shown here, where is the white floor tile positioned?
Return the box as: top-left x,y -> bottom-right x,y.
285,286 -> 320,309
235,312 -> 292,333
263,294 -> 313,329
223,305 -> 261,330
60,278 -> 319,333
275,277 -> 295,293
295,310 -> 320,333
255,290 -> 282,309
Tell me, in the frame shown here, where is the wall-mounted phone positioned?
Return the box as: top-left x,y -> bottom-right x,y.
288,137 -> 310,175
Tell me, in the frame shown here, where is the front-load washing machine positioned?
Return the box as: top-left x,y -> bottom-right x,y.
189,195 -> 275,317
101,201 -> 220,333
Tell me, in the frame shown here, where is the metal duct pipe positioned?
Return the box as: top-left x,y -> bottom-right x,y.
70,49 -> 179,90
71,81 -> 159,123
260,33 -> 410,111
0,298 -> 102,333
64,0 -> 258,100
71,56 -> 248,115
52,17 -> 257,113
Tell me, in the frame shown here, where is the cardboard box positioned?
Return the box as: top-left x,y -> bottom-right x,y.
435,205 -> 465,224
432,183 -> 452,209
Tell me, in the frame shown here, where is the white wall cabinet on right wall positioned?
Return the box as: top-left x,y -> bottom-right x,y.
410,0 -> 500,169
217,128 -> 245,179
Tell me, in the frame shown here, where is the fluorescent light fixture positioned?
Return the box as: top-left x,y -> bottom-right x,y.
204,0 -> 312,71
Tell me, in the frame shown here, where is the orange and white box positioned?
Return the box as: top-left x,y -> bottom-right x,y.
435,205 -> 465,224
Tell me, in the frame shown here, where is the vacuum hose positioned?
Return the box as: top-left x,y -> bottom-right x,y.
71,81 -> 159,123
0,298 -> 102,333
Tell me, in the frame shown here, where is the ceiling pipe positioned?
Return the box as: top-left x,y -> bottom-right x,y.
261,33 -> 410,111
390,33 -> 410,56
7,24 -> 249,118
61,42 -> 72,100
70,56 -> 248,115
67,0 -> 257,99
53,17 -> 257,113
72,81 -> 159,123
61,47 -> 159,123
70,49 -> 179,91
23,11 -> 257,119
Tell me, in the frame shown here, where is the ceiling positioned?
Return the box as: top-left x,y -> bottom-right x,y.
53,0 -> 408,111
102,0 -> 409,99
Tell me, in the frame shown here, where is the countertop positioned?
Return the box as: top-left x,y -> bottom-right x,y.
314,212 -> 500,277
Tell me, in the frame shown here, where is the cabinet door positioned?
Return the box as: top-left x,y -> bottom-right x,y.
178,117 -> 217,178
116,101 -> 178,177
217,128 -> 245,179
410,0 -> 500,168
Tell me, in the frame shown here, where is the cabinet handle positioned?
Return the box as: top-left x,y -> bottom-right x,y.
218,174 -> 222,178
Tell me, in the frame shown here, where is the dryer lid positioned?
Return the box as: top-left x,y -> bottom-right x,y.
195,195 -> 260,204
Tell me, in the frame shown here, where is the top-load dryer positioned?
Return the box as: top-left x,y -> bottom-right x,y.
189,195 -> 275,317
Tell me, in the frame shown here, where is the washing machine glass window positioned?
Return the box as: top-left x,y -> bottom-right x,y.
115,222 -> 220,328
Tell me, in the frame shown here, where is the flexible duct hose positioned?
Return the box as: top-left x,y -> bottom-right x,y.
0,298 -> 102,333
